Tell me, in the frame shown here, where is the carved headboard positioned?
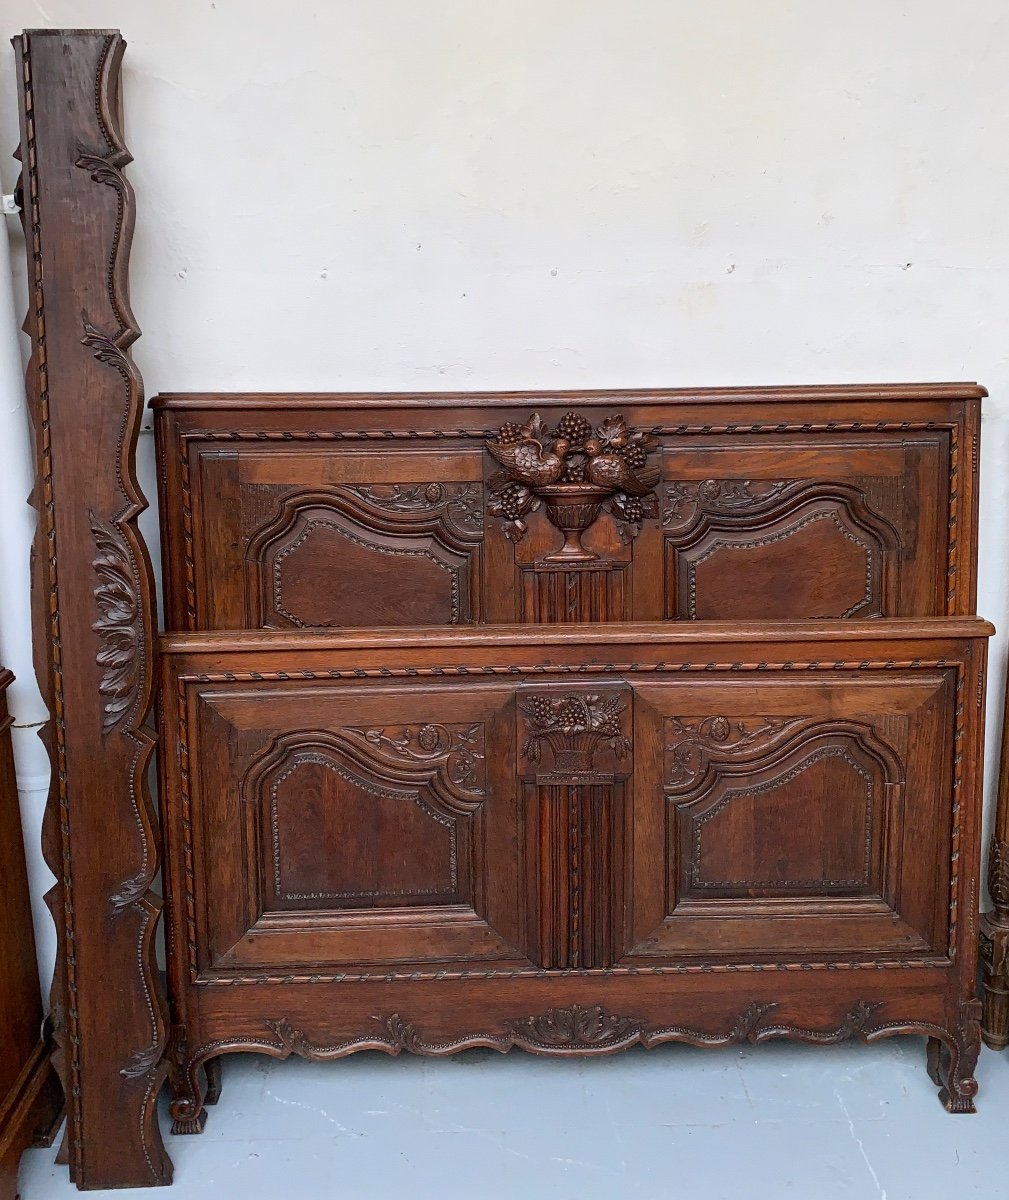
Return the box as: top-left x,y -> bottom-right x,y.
153,384 -> 981,629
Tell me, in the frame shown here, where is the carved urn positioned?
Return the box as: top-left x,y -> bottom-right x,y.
536,483 -> 611,562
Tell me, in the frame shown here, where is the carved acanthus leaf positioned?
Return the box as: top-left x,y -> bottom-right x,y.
120,1035 -> 167,1080
505,1005 -> 643,1050
90,513 -> 142,735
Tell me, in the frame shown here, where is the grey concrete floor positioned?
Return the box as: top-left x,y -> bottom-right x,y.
18,1039 -> 1009,1199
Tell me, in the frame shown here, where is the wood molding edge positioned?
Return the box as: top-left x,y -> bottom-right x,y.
13,28 -> 171,1188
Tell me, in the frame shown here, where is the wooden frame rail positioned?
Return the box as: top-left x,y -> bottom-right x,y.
13,29 -> 170,1188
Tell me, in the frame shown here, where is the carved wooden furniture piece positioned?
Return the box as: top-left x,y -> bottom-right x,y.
981,683 -> 1009,1049
158,620 -> 990,1135
11,25 -> 992,1195
13,30 -> 170,1189
153,385 -> 983,631
0,669 -> 62,1200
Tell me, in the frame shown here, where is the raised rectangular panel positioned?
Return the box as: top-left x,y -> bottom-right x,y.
661,477 -> 901,620
247,729 -> 480,907
174,681 -> 526,975
628,670 -> 956,961
245,490 -> 479,628
167,435 -> 485,628
669,718 -> 894,898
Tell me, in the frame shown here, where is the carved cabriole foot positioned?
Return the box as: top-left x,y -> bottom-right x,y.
168,1042 -> 208,1135
170,1109 -> 208,1136
203,1057 -> 223,1106
926,1005 -> 981,1113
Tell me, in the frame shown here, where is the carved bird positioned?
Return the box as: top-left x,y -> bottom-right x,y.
487,436 -> 570,488
585,454 -> 660,495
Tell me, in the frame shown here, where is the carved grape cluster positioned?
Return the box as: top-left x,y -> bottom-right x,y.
554,411 -> 592,445
487,480 -> 539,535
485,410 -> 660,543
520,691 -> 631,764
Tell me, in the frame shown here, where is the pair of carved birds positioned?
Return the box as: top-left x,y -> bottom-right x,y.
487,414 -> 660,495
584,451 -> 660,495
487,434 -> 571,488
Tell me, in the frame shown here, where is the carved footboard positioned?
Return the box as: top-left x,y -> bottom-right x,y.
158,619 -> 990,1130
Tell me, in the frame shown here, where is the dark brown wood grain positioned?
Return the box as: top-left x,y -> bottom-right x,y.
157,619 -> 990,1131
13,30 -> 170,1188
152,385 -> 983,631
0,670 -> 62,1200
981,663 -> 1009,1049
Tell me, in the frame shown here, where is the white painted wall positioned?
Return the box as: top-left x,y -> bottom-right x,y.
2,1 -> 1008,988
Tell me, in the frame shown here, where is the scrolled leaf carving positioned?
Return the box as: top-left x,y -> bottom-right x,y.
663,478 -> 796,528
504,1005 -> 644,1050
90,513 -> 142,735
349,722 -> 485,796
349,483 -> 483,536
665,715 -> 803,787
248,999 -> 961,1064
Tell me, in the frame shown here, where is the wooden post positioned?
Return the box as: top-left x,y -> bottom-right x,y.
982,663 -> 1009,1051
13,29 -> 172,1187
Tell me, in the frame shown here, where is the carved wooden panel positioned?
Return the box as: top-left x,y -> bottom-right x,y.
519,563 -> 629,622
243,725 -> 484,909
14,31 -> 170,1188
668,720 -> 898,898
662,479 -> 901,619
158,620 -> 989,1131
245,489 -> 479,627
631,673 -> 952,962
153,387 -> 983,629
167,679 -> 520,978
518,687 -> 631,969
